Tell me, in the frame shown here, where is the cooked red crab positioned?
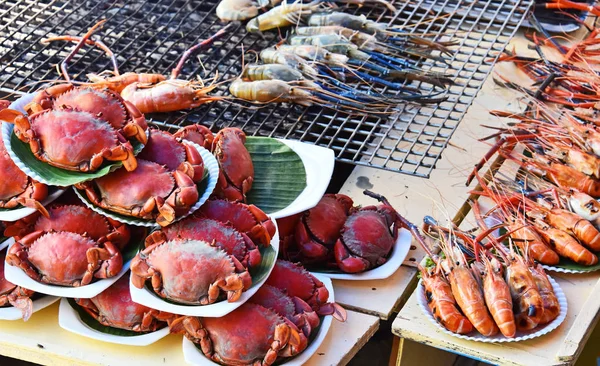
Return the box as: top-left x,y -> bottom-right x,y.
6,230 -> 123,287
138,129 -> 204,182
76,159 -> 199,226
0,107 -> 139,172
145,216 -> 261,269
250,284 -> 319,338
174,124 -> 214,150
212,128 -> 254,202
131,239 -> 251,305
3,204 -> 130,250
0,126 -> 48,215
266,260 -> 346,321
334,204 -> 398,273
295,194 -> 354,262
0,249 -> 34,320
170,303 -> 304,365
28,84 -> 147,145
199,199 -> 276,247
75,274 -> 173,332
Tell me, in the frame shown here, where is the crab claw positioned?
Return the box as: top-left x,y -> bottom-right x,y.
87,241 -> 124,281
317,302 -> 348,322
8,296 -> 33,321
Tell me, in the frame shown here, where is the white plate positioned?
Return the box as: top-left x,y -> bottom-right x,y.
310,227 -> 412,280
4,240 -> 132,298
182,274 -> 335,365
0,237 -> 14,252
130,223 -> 280,317
268,139 -> 334,219
0,294 -> 59,321
0,187 -> 66,222
542,263 -> 600,274
417,275 -> 568,343
74,141 -> 219,228
58,297 -> 170,346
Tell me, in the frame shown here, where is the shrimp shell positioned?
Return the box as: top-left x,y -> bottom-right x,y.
509,222 -> 560,265
529,264 -> 560,325
87,72 -> 166,93
448,266 -> 498,336
482,259 -> 516,337
545,209 -> 600,251
505,258 -> 544,331
536,227 -> 598,265
421,268 -> 473,335
216,0 -> 259,21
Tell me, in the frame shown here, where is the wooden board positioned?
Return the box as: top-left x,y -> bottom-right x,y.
0,304 -> 379,366
392,271 -> 600,366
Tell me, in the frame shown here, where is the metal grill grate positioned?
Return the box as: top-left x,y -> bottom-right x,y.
0,0 -> 532,177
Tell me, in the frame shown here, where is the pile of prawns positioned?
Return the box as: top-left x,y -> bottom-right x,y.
416,212 -> 561,338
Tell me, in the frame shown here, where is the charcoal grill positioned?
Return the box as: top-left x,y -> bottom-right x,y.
0,0 -> 532,177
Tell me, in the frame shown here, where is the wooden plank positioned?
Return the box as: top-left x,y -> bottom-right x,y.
333,266 -> 418,320
0,304 -> 378,366
392,271 -> 600,365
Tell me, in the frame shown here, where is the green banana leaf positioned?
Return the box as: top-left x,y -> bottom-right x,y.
10,130 -> 144,186
245,137 -> 306,213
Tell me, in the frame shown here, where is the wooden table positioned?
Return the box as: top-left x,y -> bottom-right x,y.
389,26 -> 600,365
0,303 -> 379,366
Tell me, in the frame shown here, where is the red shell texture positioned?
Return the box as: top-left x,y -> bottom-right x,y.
265,260 -> 319,301
28,232 -> 95,285
89,275 -> 155,329
199,200 -> 257,233
95,160 -> 174,209
54,88 -> 127,130
202,303 -> 280,364
145,240 -> 235,304
31,110 -> 117,166
305,195 -> 349,245
0,250 -> 16,295
250,285 -> 296,320
160,217 -> 248,263
35,205 -> 110,241
342,210 -> 394,265
0,131 -> 28,200
137,130 -> 185,171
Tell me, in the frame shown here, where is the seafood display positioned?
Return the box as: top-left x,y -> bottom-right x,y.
170,259 -> 346,365
417,217 -> 562,338
4,204 -> 129,287
278,191 -> 409,274
74,274 -> 174,332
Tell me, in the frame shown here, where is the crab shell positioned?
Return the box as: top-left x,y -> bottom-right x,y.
295,194 -> 354,262
138,129 -> 205,182
76,159 -> 199,226
6,231 -> 123,286
0,249 -> 34,321
199,199 -> 276,247
75,274 -> 173,332
250,284 -> 319,338
276,213 -> 303,262
4,204 -> 130,250
212,128 -> 254,203
0,125 -> 48,215
28,84 -> 148,145
333,205 -> 397,273
174,124 -> 214,150
170,303 -> 304,365
130,239 -> 252,305
145,216 -> 261,269
0,107 -> 139,172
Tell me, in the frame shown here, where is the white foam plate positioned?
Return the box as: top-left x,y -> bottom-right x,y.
268,139 -> 334,219
542,263 -> 600,274
182,274 -> 335,365
310,227 -> 412,280
4,240 -> 132,298
75,141 -> 219,228
417,275 -> 567,343
130,223 -> 280,317
0,187 -> 66,222
0,293 -> 59,321
58,297 -> 170,346
0,237 -> 14,252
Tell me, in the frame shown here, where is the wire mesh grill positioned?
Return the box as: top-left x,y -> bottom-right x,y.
0,0 -> 532,177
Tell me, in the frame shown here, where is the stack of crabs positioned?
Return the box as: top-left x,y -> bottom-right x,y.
0,73 -> 348,364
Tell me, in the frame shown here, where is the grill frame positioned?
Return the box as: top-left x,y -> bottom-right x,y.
0,0 -> 532,178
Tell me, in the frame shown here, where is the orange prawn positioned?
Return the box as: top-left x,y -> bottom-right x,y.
534,222 -> 598,265
479,256 -> 515,338
529,263 -> 560,325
